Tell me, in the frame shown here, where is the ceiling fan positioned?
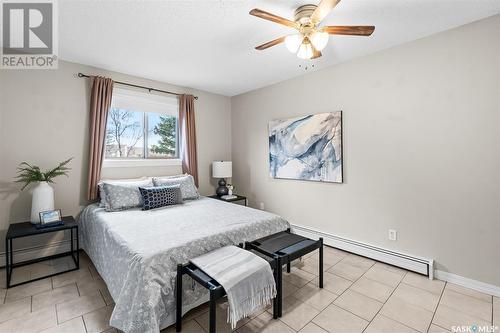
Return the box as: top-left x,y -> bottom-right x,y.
250,0 -> 375,60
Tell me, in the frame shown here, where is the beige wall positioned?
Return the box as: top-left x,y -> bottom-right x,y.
1,16 -> 499,287
231,15 -> 500,286
0,60 -> 231,251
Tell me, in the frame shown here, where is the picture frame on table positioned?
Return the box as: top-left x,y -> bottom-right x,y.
38,209 -> 64,228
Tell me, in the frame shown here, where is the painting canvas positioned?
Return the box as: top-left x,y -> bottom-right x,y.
269,111 -> 343,183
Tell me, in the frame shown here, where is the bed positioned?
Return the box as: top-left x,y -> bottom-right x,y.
78,197 -> 289,333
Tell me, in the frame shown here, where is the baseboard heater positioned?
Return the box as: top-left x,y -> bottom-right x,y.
291,224 -> 434,279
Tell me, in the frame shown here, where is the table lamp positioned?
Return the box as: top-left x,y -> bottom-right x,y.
212,161 -> 232,197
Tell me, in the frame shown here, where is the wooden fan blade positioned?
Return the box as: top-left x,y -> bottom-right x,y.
311,47 -> 322,59
322,26 -> 375,36
255,36 -> 286,50
249,8 -> 296,28
310,0 -> 341,24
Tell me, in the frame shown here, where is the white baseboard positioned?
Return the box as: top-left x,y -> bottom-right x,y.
291,224 -> 500,297
0,240 -> 73,267
291,224 -> 434,278
434,270 -> 500,297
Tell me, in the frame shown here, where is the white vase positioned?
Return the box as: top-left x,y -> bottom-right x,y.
30,181 -> 55,224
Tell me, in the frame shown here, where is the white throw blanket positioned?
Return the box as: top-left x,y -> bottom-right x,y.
190,246 -> 276,328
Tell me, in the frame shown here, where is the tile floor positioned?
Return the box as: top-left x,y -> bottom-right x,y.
0,247 -> 498,333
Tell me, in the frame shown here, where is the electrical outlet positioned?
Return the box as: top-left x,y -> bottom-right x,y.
259,202 -> 265,210
388,229 -> 397,241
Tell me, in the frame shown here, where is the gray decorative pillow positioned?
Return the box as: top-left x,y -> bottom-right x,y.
103,182 -> 149,212
154,173 -> 185,179
153,175 -> 199,200
98,178 -> 152,207
139,185 -> 183,210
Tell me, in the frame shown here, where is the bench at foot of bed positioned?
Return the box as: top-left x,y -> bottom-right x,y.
176,246 -> 280,333
175,230 -> 323,332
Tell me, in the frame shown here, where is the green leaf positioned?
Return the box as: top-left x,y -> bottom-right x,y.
14,157 -> 73,190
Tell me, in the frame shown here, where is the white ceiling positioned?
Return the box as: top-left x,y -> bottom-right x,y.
59,0 -> 500,96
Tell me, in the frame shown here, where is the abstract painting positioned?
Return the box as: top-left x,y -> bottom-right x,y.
269,111 -> 343,183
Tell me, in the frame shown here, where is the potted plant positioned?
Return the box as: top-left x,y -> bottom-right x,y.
15,158 -> 73,224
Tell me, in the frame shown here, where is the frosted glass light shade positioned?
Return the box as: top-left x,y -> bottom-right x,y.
212,161 -> 232,178
297,42 -> 313,59
310,31 -> 329,51
285,34 -> 302,53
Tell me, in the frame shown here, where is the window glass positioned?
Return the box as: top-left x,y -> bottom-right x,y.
147,113 -> 177,158
105,108 -> 145,158
104,88 -> 179,160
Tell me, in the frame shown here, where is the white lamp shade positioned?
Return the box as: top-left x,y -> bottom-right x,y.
310,31 -> 329,51
285,34 -> 302,53
297,42 -> 313,59
212,161 -> 232,178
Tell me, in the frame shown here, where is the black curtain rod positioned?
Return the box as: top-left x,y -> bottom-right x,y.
77,73 -> 198,100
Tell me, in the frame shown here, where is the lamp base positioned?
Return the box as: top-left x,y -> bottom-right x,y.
216,178 -> 229,197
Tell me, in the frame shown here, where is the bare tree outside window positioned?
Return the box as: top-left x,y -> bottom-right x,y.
105,108 -> 144,158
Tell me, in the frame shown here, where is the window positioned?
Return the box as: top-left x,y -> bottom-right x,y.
104,88 -> 180,165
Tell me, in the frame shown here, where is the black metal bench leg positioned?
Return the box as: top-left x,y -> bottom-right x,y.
319,238 -> 324,289
272,297 -> 278,319
209,289 -> 217,333
286,261 -> 291,273
272,256 -> 279,319
176,264 -> 183,332
277,257 -> 283,317
75,227 -> 80,269
5,237 -> 10,289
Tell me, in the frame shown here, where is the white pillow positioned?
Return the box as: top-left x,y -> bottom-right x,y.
98,177 -> 152,207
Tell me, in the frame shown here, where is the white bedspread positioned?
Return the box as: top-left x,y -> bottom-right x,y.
78,197 -> 289,333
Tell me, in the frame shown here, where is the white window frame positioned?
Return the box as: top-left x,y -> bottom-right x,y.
102,158 -> 181,168
103,88 -> 181,168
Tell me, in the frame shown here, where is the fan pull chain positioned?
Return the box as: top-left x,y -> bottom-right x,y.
299,64 -> 315,71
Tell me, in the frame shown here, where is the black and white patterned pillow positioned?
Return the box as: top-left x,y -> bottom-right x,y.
139,185 -> 183,211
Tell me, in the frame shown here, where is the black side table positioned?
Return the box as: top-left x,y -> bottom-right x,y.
208,194 -> 247,206
5,216 -> 79,288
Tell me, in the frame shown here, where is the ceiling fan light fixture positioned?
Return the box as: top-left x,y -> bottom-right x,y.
297,41 -> 313,60
310,31 -> 329,51
285,34 -> 303,53
249,1 -> 375,60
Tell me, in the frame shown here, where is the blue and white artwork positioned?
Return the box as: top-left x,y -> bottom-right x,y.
269,111 -> 343,183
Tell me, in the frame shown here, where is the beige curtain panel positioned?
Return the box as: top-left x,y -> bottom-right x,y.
179,94 -> 199,187
87,76 -> 114,201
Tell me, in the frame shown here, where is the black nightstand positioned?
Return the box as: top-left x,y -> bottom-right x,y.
5,216 -> 79,288
208,194 -> 247,206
